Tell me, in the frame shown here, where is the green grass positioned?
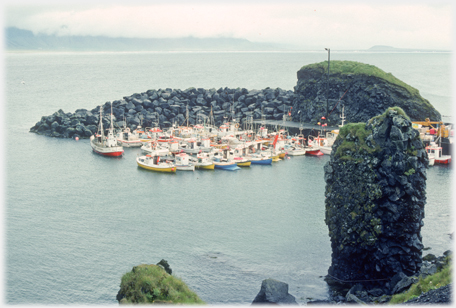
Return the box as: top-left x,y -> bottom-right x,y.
368,106 -> 411,126
118,264 -> 205,304
388,256 -> 452,304
335,122 -> 379,159
300,60 -> 420,96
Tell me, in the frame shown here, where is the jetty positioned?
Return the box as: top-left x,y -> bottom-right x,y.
251,118 -> 342,139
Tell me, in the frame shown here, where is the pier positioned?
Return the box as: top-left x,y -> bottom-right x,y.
251,119 -> 341,137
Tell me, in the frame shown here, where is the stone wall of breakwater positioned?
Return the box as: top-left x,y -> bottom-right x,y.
30,87 -> 295,138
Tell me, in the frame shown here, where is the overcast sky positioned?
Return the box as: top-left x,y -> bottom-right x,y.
3,0 -> 453,50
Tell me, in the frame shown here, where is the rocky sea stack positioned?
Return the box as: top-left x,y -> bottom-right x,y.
292,60 -> 441,124
324,107 -> 428,294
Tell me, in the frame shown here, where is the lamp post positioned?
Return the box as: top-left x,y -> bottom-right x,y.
325,48 -> 330,124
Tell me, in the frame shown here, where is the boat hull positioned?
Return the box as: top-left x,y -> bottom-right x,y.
435,156 -> 451,164
214,162 -> 240,170
136,158 -> 176,173
91,140 -> 124,157
250,158 -> 273,165
118,140 -> 143,147
305,150 -> 324,156
176,165 -> 195,171
195,163 -> 215,170
287,150 -> 306,156
237,161 -> 251,167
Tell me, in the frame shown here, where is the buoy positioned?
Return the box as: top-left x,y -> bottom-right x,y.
75,137 -> 79,141
287,157 -> 290,159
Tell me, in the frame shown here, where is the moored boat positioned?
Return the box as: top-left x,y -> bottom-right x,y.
174,153 -> 195,171
191,153 -> 215,170
136,154 -> 176,173
426,141 -> 451,165
90,104 -> 124,157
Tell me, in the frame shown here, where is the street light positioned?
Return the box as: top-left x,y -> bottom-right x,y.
325,48 -> 330,124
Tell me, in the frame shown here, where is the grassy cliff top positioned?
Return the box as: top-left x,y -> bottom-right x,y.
118,264 -> 204,304
299,60 -> 420,96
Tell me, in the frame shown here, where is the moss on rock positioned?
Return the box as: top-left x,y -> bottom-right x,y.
324,107 -> 427,291
116,264 -> 205,304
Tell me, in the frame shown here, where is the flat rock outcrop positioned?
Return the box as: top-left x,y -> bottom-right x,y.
323,107 -> 428,294
292,60 -> 441,125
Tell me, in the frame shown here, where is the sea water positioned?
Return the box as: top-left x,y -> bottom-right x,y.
4,51 -> 453,305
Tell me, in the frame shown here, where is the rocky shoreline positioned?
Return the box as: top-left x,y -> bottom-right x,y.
307,251 -> 452,305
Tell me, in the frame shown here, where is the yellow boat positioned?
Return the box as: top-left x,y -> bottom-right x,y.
237,160 -> 251,167
136,155 -> 176,173
192,154 -> 215,170
272,157 -> 281,162
278,152 -> 287,158
195,163 -> 215,170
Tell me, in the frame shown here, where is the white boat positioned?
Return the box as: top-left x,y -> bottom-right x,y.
141,140 -> 170,156
116,127 -> 143,147
286,145 -> 306,156
190,153 -> 215,170
174,153 -> 195,171
426,141 -> 451,165
90,104 -> 124,157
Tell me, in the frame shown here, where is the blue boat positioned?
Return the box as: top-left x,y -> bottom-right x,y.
248,153 -> 273,165
213,158 -> 241,170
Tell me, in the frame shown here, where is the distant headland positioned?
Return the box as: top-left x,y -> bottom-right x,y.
5,27 -> 450,52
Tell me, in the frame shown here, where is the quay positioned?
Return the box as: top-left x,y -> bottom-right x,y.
251,119 -> 340,137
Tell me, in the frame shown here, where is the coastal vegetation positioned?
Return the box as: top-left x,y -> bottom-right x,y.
301,60 -> 420,97
388,255 -> 452,304
117,264 -> 204,304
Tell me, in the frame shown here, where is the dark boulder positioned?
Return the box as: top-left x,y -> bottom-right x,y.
252,279 -> 298,305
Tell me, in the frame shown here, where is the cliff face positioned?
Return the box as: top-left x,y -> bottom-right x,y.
292,61 -> 441,125
324,107 -> 427,291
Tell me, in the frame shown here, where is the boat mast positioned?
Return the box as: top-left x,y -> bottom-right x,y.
99,105 -> 105,145
339,105 -> 345,127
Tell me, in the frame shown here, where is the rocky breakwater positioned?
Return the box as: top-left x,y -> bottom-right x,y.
323,107 -> 428,296
29,87 -> 295,139
292,60 -> 441,125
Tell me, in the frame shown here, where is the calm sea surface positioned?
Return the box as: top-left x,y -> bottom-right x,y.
5,51 -> 453,305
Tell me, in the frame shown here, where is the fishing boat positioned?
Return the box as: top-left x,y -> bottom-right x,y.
116,126 -> 143,147
426,141 -> 451,165
211,150 -> 240,170
305,136 -> 324,156
286,145 -> 306,156
248,153 -> 273,165
213,159 -> 240,170
174,153 -> 195,171
141,140 -> 170,156
191,153 -> 215,170
233,156 -> 251,167
136,154 -> 176,173
90,104 -> 124,157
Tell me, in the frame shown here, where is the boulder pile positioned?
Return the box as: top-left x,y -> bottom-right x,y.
29,87 -> 295,139
323,107 -> 428,294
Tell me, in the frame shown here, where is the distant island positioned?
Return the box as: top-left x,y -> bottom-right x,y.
367,45 -> 448,53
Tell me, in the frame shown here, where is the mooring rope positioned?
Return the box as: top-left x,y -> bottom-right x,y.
326,273 -> 391,283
